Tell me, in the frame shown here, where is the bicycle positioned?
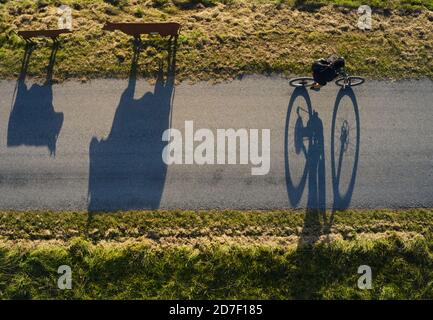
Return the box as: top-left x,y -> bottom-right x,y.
289,68 -> 365,89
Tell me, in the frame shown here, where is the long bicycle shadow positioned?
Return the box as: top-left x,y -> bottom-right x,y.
87,37 -> 177,212
7,42 -> 64,156
285,87 -> 360,244
331,88 -> 360,212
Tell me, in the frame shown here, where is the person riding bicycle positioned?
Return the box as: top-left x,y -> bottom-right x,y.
310,54 -> 345,91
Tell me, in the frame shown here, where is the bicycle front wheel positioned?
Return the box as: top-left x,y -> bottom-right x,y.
335,76 -> 365,87
289,77 -> 315,87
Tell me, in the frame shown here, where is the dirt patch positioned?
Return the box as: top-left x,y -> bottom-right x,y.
0,230 -> 424,250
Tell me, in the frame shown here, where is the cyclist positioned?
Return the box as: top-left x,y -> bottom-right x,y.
310,54 -> 345,91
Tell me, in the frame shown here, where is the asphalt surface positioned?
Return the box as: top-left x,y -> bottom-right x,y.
0,77 -> 432,211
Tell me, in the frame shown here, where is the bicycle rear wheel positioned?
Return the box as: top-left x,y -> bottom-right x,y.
335,76 -> 365,87
289,77 -> 315,87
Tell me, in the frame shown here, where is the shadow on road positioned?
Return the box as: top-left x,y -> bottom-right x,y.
87,37 -> 177,212
285,86 -> 360,245
7,42 -> 64,156
328,87 -> 361,226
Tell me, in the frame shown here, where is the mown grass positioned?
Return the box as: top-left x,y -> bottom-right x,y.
1,209 -> 433,299
0,0 -> 432,82
1,209 -> 433,242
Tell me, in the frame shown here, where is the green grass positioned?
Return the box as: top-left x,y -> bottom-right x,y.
1,209 -> 433,299
292,0 -> 433,11
2,235 -> 433,299
0,0 -> 432,82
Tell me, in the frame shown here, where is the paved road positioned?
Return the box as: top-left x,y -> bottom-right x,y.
0,77 -> 432,211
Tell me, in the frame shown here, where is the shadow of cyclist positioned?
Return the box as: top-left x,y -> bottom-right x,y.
300,110 -> 326,245
285,86 -> 361,243
285,86 -> 361,298
7,41 -> 64,156
285,87 -> 326,245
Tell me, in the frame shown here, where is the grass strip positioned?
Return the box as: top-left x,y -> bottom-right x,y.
1,235 -> 433,299
0,1 -> 432,81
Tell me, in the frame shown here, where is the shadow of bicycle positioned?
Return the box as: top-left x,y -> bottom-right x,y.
285,86 -> 360,244
328,87 -> 361,226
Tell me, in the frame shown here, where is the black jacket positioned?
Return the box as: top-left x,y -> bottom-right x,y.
312,55 -> 345,85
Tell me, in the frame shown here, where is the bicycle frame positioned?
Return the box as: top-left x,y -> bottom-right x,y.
336,67 -> 348,79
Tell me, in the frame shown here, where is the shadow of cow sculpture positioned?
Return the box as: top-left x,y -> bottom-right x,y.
87,37 -> 177,212
7,42 -> 64,156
